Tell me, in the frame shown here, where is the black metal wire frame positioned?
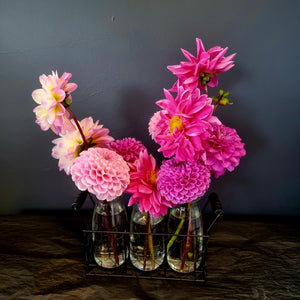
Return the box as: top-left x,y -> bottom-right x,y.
82,193 -> 223,283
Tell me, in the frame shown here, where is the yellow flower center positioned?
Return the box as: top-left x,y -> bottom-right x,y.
148,170 -> 158,185
169,116 -> 183,134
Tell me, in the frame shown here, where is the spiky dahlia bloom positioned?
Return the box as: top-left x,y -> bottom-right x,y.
154,87 -> 220,163
32,71 -> 78,135
168,38 -> 236,92
71,148 -> 130,201
108,137 -> 146,170
126,150 -> 170,218
52,117 -> 114,175
198,124 -> 246,178
157,158 -> 211,205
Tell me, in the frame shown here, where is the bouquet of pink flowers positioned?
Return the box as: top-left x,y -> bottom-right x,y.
32,38 -> 246,271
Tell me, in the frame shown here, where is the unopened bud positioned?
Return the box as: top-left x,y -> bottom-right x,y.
219,98 -> 233,106
64,98 -> 72,106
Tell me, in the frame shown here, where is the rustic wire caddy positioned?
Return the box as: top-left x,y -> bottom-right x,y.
81,193 -> 223,283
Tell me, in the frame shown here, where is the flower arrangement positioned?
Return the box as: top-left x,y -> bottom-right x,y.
32,38 -> 246,271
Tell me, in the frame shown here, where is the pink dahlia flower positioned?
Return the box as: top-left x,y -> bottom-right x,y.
168,38 -> 236,92
157,158 -> 211,205
148,110 -> 167,140
52,117 -> 114,175
71,148 -> 130,201
198,124 -> 246,178
108,137 -> 146,171
32,71 -> 78,135
154,87 -> 220,163
126,150 -> 170,218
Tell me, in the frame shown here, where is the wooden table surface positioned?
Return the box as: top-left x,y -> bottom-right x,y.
0,212 -> 299,299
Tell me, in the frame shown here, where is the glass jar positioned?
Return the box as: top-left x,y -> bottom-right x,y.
167,199 -> 204,273
92,196 -> 127,268
130,203 -> 165,271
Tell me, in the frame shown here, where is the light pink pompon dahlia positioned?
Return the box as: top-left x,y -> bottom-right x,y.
168,38 -> 236,92
198,124 -> 246,178
108,137 -> 146,170
32,71 -> 78,135
148,110 -> 167,140
52,117 -> 114,175
154,87 -> 220,163
71,148 -> 130,201
157,158 -> 211,205
126,150 -> 170,218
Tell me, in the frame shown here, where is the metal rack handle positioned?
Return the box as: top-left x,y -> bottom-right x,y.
204,193 -> 224,235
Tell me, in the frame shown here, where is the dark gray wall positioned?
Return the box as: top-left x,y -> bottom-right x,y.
1,0 -> 299,215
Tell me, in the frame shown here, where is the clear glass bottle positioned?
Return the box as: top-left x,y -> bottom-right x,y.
130,203 -> 165,271
92,196 -> 127,268
167,199 -> 204,273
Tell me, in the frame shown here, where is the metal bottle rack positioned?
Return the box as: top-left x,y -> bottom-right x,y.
81,193 -> 223,283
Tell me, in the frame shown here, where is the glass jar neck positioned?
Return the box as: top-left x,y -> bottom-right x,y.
94,196 -> 124,216
132,202 -> 164,224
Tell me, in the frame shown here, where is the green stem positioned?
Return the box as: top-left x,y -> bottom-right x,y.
167,213 -> 186,253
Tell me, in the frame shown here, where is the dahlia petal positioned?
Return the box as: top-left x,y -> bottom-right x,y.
181,48 -> 196,62
196,38 -> 206,58
65,83 -> 78,93
138,184 -> 153,194
32,89 -> 45,104
183,76 -> 198,85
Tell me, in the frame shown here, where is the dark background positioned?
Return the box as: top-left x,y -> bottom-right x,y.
0,0 -> 299,215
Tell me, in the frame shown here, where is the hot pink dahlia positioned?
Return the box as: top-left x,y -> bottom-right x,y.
71,148 -> 130,201
32,71 -> 78,135
154,86 -> 220,163
157,158 -> 211,206
108,137 -> 146,170
198,124 -> 246,178
52,117 -> 114,175
126,150 -> 170,218
168,38 -> 236,92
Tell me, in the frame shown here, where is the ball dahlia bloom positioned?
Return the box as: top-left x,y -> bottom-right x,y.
32,71 -> 78,135
157,158 -> 211,205
52,117 -> 114,175
198,124 -> 246,178
168,38 -> 236,92
126,150 -> 170,218
154,86 -> 220,163
108,137 -> 146,170
148,110 -> 167,140
71,148 -> 130,201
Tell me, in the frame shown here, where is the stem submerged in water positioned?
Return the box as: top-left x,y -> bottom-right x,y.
143,212 -> 155,270
103,201 -> 119,266
180,202 -> 191,271
167,212 -> 185,252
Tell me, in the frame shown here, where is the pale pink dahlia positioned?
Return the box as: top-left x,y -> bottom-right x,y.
52,117 -> 114,175
155,86 -> 220,163
198,124 -> 246,178
32,71 -> 78,135
157,158 -> 211,205
108,137 -> 146,170
148,110 -> 168,140
168,38 -> 236,92
71,148 -> 130,201
126,150 -> 170,218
